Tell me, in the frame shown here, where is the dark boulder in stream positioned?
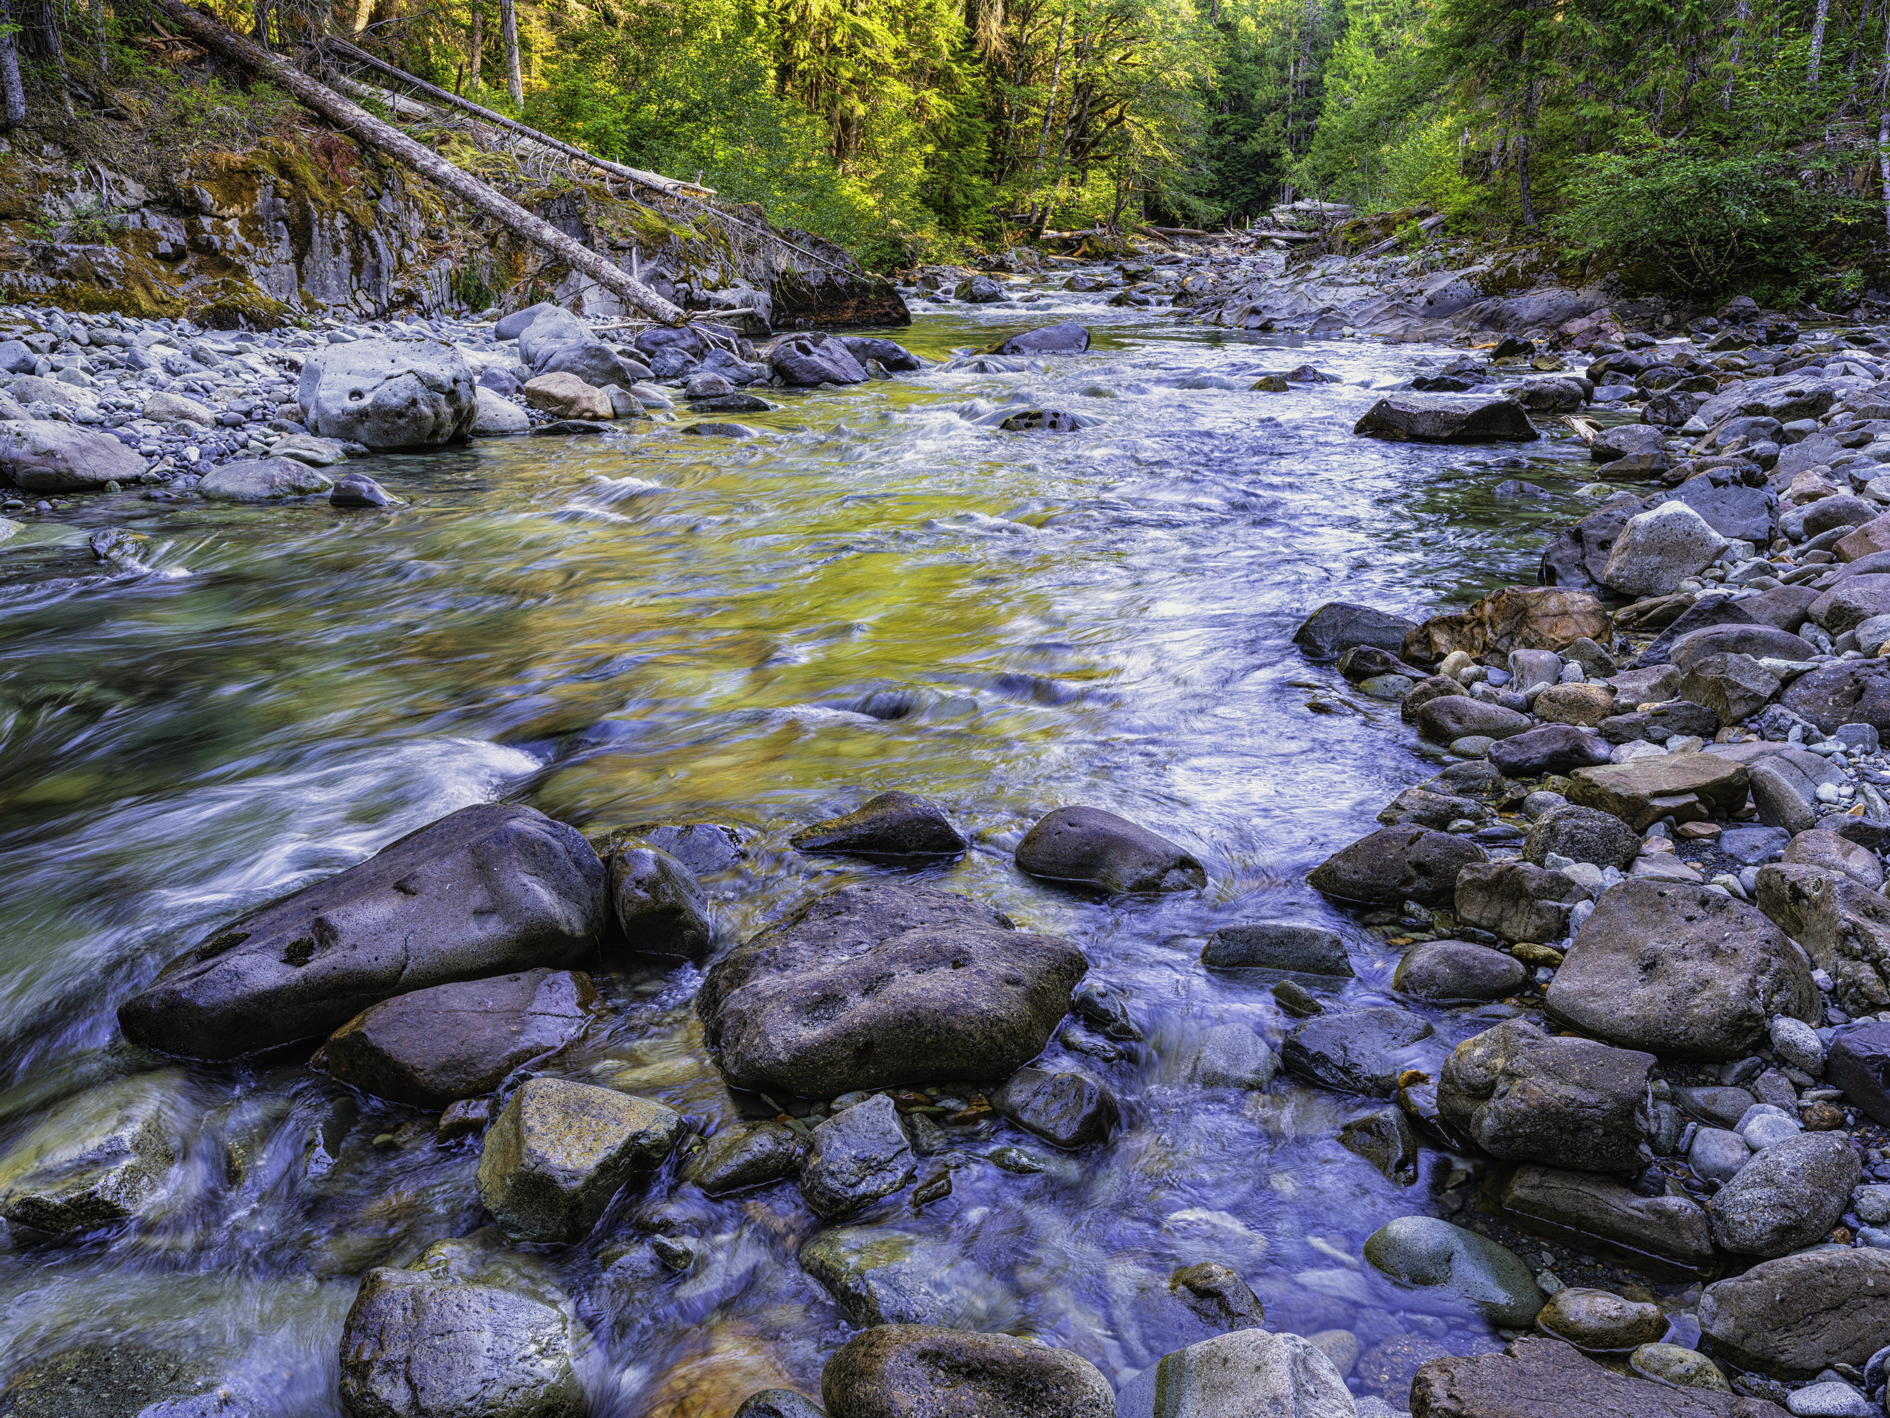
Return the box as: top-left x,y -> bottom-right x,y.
699,883 -> 1087,1097
789,790 -> 968,860
1353,394 -> 1540,443
991,322 -> 1091,356
1014,806 -> 1205,894
117,803 -> 609,1060
609,844 -> 713,961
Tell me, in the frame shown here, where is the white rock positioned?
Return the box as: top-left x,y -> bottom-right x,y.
0,418 -> 144,490
1116,1330 -> 1356,1418
1770,1015 -> 1826,1075
1737,1103 -> 1803,1150
141,391 -> 216,426
1786,1380 -> 1875,1417
197,456 -> 334,502
471,385 -> 530,437
1602,500 -> 1732,597
1853,1182 -> 1890,1224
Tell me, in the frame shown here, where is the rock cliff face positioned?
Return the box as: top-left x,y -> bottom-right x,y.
0,129 -> 903,330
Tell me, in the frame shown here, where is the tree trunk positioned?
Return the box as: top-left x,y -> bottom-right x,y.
146,0 -> 686,325
1880,104 -> 1889,237
352,0 -> 372,33
36,1 -> 70,117
500,0 -> 522,104
1721,0 -> 1749,109
1809,0 -> 1830,85
469,5 -> 482,86
0,0 -> 24,128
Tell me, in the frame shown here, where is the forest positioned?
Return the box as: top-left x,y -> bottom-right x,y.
8,0 -> 1890,292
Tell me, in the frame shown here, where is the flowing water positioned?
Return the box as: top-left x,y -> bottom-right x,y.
0,275 -> 1608,1413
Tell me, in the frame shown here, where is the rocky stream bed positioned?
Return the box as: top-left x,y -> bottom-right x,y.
0,248 -> 1885,1418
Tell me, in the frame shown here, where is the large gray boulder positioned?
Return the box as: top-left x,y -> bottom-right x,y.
791,791 -> 968,861
1353,395 -> 1539,442
1413,695 -> 1533,741
800,1094 -> 915,1220
1393,940 -> 1528,1000
1453,860 -> 1584,943
474,1077 -> 682,1242
1523,803 -> 1640,870
1566,752 -> 1749,831
531,339 -> 644,392
990,1067 -> 1117,1147
1014,806 -> 1204,894
338,1266 -> 583,1418
1706,1131 -> 1861,1256
1780,659 -> 1890,733
320,970 -> 597,1108
1699,1249 -> 1890,1375
0,1072 -> 181,1235
609,844 -> 712,962
1603,500 -> 1730,597
198,456 -> 335,502
117,804 -> 608,1059
821,1325 -> 1114,1418
1754,864 -> 1890,1017
297,340 -> 477,449
765,332 -> 868,386
0,418 -> 145,490
1544,880 -> 1819,1060
1291,601 -> 1418,656
699,883 -> 1085,1098
1438,1017 -> 1653,1171
1115,1330 -> 1355,1418
511,304 -> 591,364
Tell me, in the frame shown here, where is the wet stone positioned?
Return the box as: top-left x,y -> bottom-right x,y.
1282,1006 -> 1436,1097
338,1266 -> 583,1418
474,1078 -> 684,1243
687,1121 -> 806,1197
1412,1336 -> 1772,1418
1115,1330 -> 1355,1418
734,1392 -> 829,1418
821,1324 -> 1114,1418
320,969 -> 598,1109
800,1095 -> 916,1220
609,844 -> 713,962
799,1227 -> 1012,1330
0,1072 -> 181,1236
1393,940 -> 1528,1000
1699,1249 -> 1890,1375
1176,1022 -> 1279,1090
1200,921 -> 1351,975
991,1067 -> 1117,1147
1308,825 -> 1488,907
790,791 -> 968,860
1361,1214 -> 1545,1326
1167,1262 -> 1265,1330
1338,1107 -> 1422,1184
1014,805 -> 1204,893
1628,1343 -> 1731,1392
1536,1287 -> 1668,1352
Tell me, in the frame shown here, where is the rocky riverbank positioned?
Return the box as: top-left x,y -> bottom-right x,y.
5,270 -> 1890,1418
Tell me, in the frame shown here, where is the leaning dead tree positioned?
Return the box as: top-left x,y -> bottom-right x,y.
146,0 -> 687,326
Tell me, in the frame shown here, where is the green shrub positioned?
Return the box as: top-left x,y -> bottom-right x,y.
1553,134 -> 1873,301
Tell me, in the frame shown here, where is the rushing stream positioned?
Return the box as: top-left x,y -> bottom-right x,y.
0,275 -> 1613,1414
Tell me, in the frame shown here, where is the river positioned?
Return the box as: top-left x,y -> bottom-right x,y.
0,276 -> 1610,1414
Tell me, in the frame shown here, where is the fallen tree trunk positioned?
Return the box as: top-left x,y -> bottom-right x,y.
145,0 -> 686,326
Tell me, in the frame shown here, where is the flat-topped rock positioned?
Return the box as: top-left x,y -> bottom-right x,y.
1566,753 -> 1749,830
822,1325 -> 1114,1418
1499,1165 -> 1715,1268
1014,806 -> 1204,894
790,791 -> 968,860
1411,1335 -> 1785,1418
1699,1249 -> 1890,1375
1309,824 -> 1487,907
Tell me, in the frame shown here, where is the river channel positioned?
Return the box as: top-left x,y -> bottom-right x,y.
0,277 -> 1607,1414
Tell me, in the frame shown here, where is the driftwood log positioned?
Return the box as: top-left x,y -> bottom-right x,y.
146,0 -> 686,325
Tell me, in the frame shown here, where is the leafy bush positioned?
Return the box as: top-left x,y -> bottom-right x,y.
1553,135 -> 1874,301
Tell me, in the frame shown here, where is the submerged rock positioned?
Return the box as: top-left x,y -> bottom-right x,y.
790,791 -> 969,860
320,969 -> 597,1109
1292,601 -> 1419,656
992,322 -> 1090,355
474,1078 -> 683,1242
687,1121 -> 806,1197
1362,1215 -> 1545,1326
700,883 -> 1086,1098
118,803 -> 608,1059
800,1227 -> 1012,1330
0,1072 -> 181,1235
820,1325 -> 1113,1418
1201,921 -> 1351,975
339,1266 -> 583,1418
1014,806 -> 1204,893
